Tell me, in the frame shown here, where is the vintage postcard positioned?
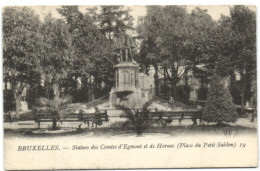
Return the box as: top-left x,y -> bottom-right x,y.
2,4 -> 258,170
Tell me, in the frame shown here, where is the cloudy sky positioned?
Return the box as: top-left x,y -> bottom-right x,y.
29,5 -> 256,27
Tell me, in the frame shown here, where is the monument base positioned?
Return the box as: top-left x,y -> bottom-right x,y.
109,88 -> 148,108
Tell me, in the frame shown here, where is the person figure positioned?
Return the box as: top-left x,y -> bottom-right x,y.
169,97 -> 175,108
115,28 -> 137,62
91,107 -> 100,127
94,107 -> 100,113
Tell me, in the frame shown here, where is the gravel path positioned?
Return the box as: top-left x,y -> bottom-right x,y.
4,117 -> 257,129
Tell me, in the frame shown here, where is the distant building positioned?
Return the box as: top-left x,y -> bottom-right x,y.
138,72 -> 154,90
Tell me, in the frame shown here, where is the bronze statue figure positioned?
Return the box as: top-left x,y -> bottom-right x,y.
115,28 -> 137,62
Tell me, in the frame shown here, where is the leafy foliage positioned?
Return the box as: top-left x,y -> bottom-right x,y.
203,75 -> 238,124
40,14 -> 73,84
185,8 -> 217,71
58,6 -> 115,102
37,95 -> 72,130
97,6 -> 134,41
116,101 -> 164,135
137,6 -> 217,98
57,6 -> 83,33
209,6 -> 256,111
3,7 -> 43,116
138,5 -> 256,108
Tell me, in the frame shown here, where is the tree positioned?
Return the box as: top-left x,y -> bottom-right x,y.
57,6 -> 115,102
56,6 -> 83,33
210,6 -> 256,113
203,74 -> 238,125
229,6 -> 256,113
84,5 -> 135,100
204,15 -> 232,76
137,6 -> 191,98
184,8 -> 217,75
40,14 -> 74,126
97,5 -> 134,41
3,7 -> 43,118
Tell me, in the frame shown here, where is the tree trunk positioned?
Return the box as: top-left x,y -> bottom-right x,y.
74,76 -> 78,102
4,78 -> 7,90
171,81 -> 177,99
52,117 -> 57,130
240,73 -> 246,114
109,31 -> 111,41
171,67 -> 177,99
13,82 -> 27,120
193,52 -> 196,77
15,95 -> 20,119
154,64 -> 159,96
241,92 -> 245,114
184,69 -> 188,86
163,67 -> 167,96
91,84 -> 95,101
52,83 -> 60,130
88,86 -> 91,102
88,84 -> 94,102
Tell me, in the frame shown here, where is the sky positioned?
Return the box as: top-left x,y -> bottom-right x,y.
28,5 -> 255,27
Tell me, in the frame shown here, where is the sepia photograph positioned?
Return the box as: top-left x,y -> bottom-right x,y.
2,2 -> 258,170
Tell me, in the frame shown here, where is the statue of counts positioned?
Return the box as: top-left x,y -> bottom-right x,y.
115,28 -> 137,62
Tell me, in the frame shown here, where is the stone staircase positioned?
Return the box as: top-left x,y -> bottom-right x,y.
151,96 -> 192,111
85,95 -> 109,108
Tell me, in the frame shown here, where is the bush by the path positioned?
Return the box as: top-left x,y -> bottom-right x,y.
203,74 -> 238,125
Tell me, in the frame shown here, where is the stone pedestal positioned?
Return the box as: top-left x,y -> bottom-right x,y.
110,62 -> 148,108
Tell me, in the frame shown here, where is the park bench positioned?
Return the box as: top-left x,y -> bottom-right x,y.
147,110 -> 203,125
4,112 -> 12,122
79,111 -> 109,127
34,109 -> 109,128
4,110 -> 35,122
120,109 -> 203,125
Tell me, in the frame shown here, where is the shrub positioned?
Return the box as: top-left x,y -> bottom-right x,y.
37,94 -> 72,130
203,74 -> 238,125
116,101 -> 164,135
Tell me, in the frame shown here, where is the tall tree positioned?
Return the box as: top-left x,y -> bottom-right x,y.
72,14 -> 114,100
229,6 -> 256,113
185,8 -> 217,75
97,5 -> 134,41
211,6 -> 256,112
57,6 -> 83,33
57,6 -> 115,101
3,7 -> 43,118
85,6 -> 135,100
40,14 -> 73,103
137,6 -> 191,98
